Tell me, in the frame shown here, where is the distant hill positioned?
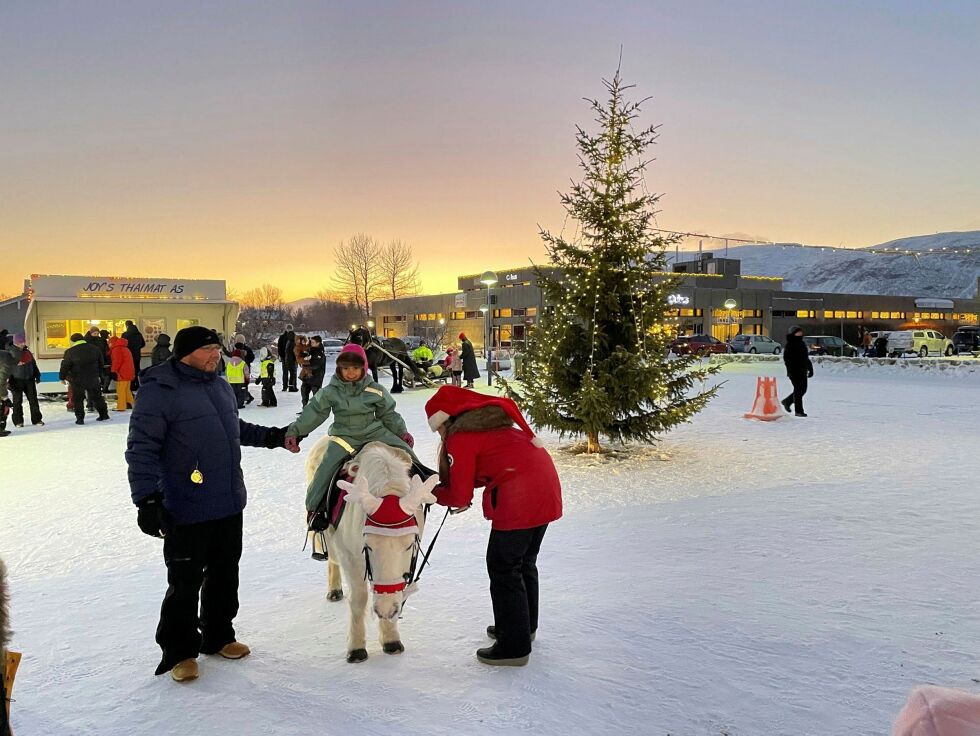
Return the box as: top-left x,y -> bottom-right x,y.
285,297 -> 319,311
674,231 -> 980,298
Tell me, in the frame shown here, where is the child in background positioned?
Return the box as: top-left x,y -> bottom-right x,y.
224,349 -> 251,409
449,346 -> 463,386
256,348 -> 278,407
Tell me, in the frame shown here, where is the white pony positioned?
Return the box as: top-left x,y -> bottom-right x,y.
305,439 -> 437,663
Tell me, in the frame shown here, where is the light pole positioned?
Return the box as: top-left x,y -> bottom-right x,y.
438,317 -> 445,348
479,271 -> 498,386
723,298 -> 737,342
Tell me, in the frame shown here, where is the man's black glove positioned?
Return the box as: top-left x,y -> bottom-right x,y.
264,426 -> 289,450
807,368 -> 814,378
137,494 -> 173,538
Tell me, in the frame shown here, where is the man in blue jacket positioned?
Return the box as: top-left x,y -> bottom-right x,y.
126,326 -> 299,682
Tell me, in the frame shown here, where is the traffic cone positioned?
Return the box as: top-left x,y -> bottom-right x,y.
743,377 -> 784,421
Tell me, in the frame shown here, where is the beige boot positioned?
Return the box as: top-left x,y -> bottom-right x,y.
217,641 -> 250,660
170,658 -> 199,682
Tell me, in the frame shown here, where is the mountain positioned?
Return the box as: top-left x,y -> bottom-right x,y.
678,231 -> 980,298
285,297 -> 319,312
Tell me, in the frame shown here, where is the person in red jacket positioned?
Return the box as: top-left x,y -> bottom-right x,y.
424,385 -> 562,667
109,336 -> 136,412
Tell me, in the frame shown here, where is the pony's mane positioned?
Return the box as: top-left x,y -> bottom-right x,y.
352,442 -> 411,497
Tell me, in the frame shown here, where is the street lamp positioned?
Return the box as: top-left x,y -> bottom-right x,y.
367,320 -> 375,336
723,298 -> 737,342
479,271 -> 498,386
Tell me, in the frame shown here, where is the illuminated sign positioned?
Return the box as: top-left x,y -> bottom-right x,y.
667,294 -> 690,306
29,275 -> 227,301
505,273 -> 519,282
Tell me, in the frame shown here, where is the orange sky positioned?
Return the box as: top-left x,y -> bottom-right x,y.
3,3 -> 979,302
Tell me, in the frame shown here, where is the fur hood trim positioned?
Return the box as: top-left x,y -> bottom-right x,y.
446,406 -> 514,436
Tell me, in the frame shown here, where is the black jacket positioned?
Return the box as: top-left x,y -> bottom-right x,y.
234,341 -> 255,366
151,334 -> 173,366
60,341 -> 104,388
305,344 -> 326,383
85,333 -> 110,366
277,331 -> 296,366
460,338 -> 480,382
783,334 -> 814,377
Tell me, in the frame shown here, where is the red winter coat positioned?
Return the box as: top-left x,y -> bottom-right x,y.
433,427 -> 562,531
109,337 -> 136,381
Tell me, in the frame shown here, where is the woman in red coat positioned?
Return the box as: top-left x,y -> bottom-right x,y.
425,386 -> 562,666
109,336 -> 136,411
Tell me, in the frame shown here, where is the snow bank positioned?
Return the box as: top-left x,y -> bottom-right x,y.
711,352 -> 980,377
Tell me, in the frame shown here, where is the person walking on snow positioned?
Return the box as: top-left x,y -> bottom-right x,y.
0,341 -> 24,437
122,320 -> 146,390
458,333 -> 480,388
60,333 -> 109,424
781,326 -> 814,417
109,336 -> 137,412
8,333 -> 43,428
424,386 -> 562,667
125,326 -> 299,683
284,344 -> 421,516
300,336 -> 326,408
224,349 -> 251,409
277,324 -> 298,392
255,349 -> 278,407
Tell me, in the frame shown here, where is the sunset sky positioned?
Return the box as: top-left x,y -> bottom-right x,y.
2,1 -> 979,301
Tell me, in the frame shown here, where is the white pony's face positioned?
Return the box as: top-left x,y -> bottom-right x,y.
364,531 -> 417,620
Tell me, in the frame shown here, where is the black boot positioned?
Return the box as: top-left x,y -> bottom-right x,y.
476,645 -> 529,667
486,625 -> 535,642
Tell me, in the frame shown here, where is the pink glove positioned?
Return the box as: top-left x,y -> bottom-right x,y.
284,436 -> 301,453
401,432 -> 415,449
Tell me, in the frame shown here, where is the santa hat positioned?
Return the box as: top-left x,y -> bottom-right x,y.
424,385 -> 544,447
362,495 -> 420,537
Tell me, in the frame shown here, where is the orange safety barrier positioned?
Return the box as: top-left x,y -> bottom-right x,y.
743,376 -> 784,421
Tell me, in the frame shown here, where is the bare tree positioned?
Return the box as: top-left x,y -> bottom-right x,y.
377,239 -> 421,301
236,283 -> 289,346
332,234 -> 382,316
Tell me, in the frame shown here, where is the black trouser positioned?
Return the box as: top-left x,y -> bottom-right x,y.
130,350 -> 141,391
486,524 -> 548,658
9,379 -> 43,425
282,360 -> 297,390
154,512 -> 243,675
259,378 -> 277,406
783,373 -> 808,414
69,381 -> 107,421
300,379 -> 322,407
231,383 -> 248,409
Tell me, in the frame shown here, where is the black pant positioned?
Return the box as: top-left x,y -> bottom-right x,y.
69,381 -> 107,420
282,361 -> 297,390
486,524 -> 548,658
259,378 -> 277,406
9,379 -> 43,425
154,512 -> 243,675
231,383 -> 248,409
783,374 -> 808,414
130,349 -> 141,391
300,379 -> 322,407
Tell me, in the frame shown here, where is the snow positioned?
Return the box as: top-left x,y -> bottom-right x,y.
3,360 -> 980,735
668,230 -> 980,298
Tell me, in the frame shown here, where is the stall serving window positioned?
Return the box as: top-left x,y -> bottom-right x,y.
44,318 -> 135,352
176,318 -> 200,331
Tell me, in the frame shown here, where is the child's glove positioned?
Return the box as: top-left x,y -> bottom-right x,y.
401,432 -> 415,448
337,474 -> 381,514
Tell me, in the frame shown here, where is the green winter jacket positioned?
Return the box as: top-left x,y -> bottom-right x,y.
286,372 -> 407,442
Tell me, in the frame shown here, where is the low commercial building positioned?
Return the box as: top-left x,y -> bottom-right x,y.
371,253 -> 980,351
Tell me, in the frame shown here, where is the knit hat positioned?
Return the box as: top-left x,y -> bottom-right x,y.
231,349 -> 243,358
337,343 -> 368,367
12,333 -> 25,346
458,332 -> 467,340
173,326 -> 221,360
70,333 -> 85,342
424,385 -> 543,447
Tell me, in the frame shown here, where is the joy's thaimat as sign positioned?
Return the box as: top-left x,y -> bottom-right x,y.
80,281 -> 184,296
29,275 -> 228,301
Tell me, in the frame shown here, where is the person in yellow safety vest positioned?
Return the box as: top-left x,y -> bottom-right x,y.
412,342 -> 433,366
224,349 -> 251,409
256,350 -> 278,407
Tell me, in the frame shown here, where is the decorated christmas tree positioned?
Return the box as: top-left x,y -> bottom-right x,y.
504,71 -> 718,453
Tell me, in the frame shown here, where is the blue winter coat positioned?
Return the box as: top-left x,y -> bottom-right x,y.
125,359 -> 272,525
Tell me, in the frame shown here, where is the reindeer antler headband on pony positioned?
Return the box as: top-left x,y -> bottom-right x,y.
423,385 -> 544,447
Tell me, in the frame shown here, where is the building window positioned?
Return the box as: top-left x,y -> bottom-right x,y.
512,308 -> 526,317
796,310 -> 815,319
526,307 -> 538,317
450,311 -> 465,320
465,311 -> 481,319
845,311 -> 858,319
493,308 -> 513,318
890,312 -> 903,319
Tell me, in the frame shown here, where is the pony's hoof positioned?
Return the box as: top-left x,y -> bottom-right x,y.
391,387 -> 403,394
382,641 -> 404,655
326,589 -> 344,602
346,649 -> 368,663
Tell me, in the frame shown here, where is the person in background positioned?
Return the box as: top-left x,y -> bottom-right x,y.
122,320 -> 146,391
109,335 -> 136,412
99,329 -> 113,391
151,333 -> 173,367
232,335 -> 255,405
277,324 -> 298,392
412,340 -> 434,367
458,333 -> 480,388
125,325 -> 299,683
224,349 -> 251,409
449,346 -> 463,386
8,333 -> 43,428
781,326 -> 814,417
300,336 -> 326,409
424,386 -> 562,667
255,348 -> 277,407
861,328 -> 873,356
0,340 -> 24,437
60,333 -> 109,425
874,332 -> 889,358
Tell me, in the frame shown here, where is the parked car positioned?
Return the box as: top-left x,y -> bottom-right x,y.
322,338 -> 344,356
670,334 -> 731,356
729,334 -> 782,354
952,326 -> 980,356
885,329 -> 954,358
803,335 -> 859,357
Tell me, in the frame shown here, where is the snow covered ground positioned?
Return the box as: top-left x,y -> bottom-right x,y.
3,360 -> 980,735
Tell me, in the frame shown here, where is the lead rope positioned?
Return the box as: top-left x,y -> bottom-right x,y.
410,506 -> 451,587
